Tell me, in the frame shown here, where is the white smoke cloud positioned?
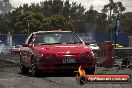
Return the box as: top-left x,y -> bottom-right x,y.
0,10 -> 2,14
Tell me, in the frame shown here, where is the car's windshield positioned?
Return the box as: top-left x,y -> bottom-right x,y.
34,32 -> 83,44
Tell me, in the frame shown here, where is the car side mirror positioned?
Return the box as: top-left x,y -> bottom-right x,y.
84,42 -> 90,45
22,44 -> 29,47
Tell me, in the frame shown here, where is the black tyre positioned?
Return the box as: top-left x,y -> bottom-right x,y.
31,60 -> 40,77
20,60 -> 29,74
76,74 -> 86,85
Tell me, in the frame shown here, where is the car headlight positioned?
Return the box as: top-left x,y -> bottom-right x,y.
37,54 -> 43,58
91,52 -> 95,57
37,53 -> 56,58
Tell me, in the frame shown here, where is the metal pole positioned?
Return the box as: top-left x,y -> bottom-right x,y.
115,17 -> 117,48
114,16 -> 117,57
115,15 -> 120,48
110,8 -> 112,42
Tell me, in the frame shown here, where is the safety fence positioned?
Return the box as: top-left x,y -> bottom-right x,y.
0,33 -> 131,46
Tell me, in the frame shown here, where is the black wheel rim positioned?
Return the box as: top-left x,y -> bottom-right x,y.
20,61 -> 23,70
31,63 -> 36,76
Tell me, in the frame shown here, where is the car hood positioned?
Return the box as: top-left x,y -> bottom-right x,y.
33,44 -> 92,54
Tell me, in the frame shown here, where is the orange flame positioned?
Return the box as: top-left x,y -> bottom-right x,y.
78,66 -> 86,76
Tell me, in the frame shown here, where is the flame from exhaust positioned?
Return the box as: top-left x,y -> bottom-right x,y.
78,66 -> 86,76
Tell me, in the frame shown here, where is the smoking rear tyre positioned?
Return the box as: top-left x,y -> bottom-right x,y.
20,61 -> 29,74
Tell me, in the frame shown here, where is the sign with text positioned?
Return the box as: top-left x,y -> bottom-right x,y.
76,74 -> 131,85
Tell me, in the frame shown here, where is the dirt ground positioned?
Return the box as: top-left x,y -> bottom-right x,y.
0,55 -> 132,88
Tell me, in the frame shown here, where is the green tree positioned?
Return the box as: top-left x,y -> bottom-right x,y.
82,5 -> 98,33
69,2 -> 85,21
62,0 -> 71,19
40,15 -> 74,31
102,2 -> 126,14
39,0 -> 85,21
120,12 -> 132,32
101,1 -> 126,32
1,0 -> 131,34
14,11 -> 44,33
96,13 -> 107,33
0,14 -> 10,33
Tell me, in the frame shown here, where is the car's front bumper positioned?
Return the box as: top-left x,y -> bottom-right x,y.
35,58 -> 96,72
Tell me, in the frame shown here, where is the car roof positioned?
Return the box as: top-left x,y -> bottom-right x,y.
32,30 -> 72,34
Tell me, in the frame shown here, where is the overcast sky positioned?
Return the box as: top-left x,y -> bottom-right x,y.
10,0 -> 132,12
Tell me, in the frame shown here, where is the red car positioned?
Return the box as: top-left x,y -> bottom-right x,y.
20,31 -> 96,76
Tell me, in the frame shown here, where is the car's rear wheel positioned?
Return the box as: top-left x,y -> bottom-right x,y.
31,60 -> 40,77
20,60 -> 29,74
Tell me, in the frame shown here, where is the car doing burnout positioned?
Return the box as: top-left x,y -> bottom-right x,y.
20,31 -> 96,76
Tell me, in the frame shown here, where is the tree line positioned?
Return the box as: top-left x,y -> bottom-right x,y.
0,0 -> 132,34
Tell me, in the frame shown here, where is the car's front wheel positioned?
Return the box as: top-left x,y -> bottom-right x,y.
31,60 -> 40,77
20,60 -> 29,74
